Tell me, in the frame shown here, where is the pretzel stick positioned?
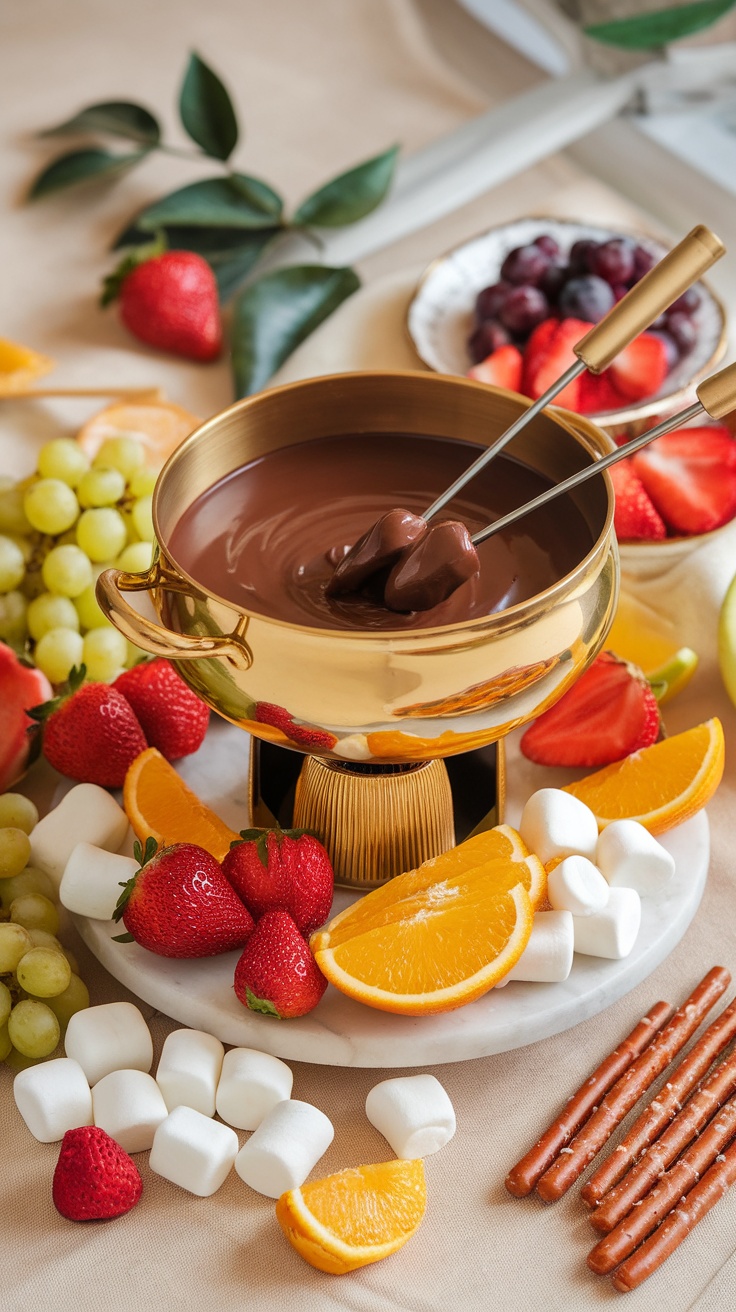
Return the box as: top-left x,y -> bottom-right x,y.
582,997 -> 736,1207
610,1136 -> 736,1293
588,1095 -> 736,1275
505,1001 -> 674,1197
589,1044 -> 736,1233
536,967 -> 731,1203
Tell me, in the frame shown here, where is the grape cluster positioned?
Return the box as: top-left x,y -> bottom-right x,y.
0,792 -> 90,1067
468,231 -> 701,367
0,436 -> 156,684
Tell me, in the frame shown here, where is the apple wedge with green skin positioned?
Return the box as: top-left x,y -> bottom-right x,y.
646,647 -> 699,705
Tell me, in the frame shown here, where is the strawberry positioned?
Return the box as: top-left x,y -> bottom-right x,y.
233,909 -> 327,1018
52,1126 -> 143,1221
609,460 -> 666,542
113,838 -> 255,958
113,659 -> 209,760
222,825 -> 334,935
0,642 -> 52,791
631,425 -> 736,535
467,344 -> 523,391
577,368 -> 626,415
608,332 -> 668,402
519,651 -> 661,768
29,665 -> 148,787
254,702 -> 337,751
522,317 -> 591,410
105,251 -> 222,362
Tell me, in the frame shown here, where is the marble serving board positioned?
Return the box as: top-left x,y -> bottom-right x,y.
75,718 -> 709,1068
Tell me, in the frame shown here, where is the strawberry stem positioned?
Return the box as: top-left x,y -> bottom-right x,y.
244,986 -> 282,1019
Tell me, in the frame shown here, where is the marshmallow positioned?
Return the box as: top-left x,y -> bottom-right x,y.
215,1047 -> 293,1130
573,886 -> 642,960
519,789 -> 599,865
13,1057 -> 92,1143
366,1075 -> 456,1159
596,820 -> 675,898
547,855 -> 609,917
30,785 -> 129,891
502,909 -> 575,984
64,1001 -> 153,1086
234,1099 -> 334,1198
156,1028 -> 224,1117
92,1069 -> 168,1153
59,843 -> 138,921
149,1105 -> 238,1196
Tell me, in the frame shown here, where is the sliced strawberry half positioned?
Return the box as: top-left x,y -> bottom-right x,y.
608,332 -> 668,402
631,425 -> 736,535
520,651 -> 661,768
522,317 -> 591,410
468,344 -> 523,392
609,459 -> 666,542
577,368 -> 627,416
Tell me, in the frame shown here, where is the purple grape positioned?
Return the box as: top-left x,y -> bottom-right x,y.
558,275 -> 615,323
533,234 -> 560,259
666,310 -> 697,356
590,238 -> 635,286
499,285 -> 549,334
474,280 -> 511,323
540,263 -> 567,304
669,286 -> 700,315
632,245 -> 657,280
500,244 -> 551,287
612,283 -> 629,303
647,329 -> 678,371
467,320 -> 511,363
569,239 -> 599,274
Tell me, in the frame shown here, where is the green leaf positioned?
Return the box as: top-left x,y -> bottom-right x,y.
111,222 -> 279,300
27,147 -> 147,200
585,0 -> 736,48
179,51 -> 238,161
131,177 -> 280,232
111,931 -> 136,943
229,173 -> 283,222
38,101 -> 161,145
293,144 -> 399,228
231,264 -> 360,396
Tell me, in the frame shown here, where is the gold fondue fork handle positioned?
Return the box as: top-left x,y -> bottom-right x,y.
423,225 -> 725,521
470,359 -> 736,547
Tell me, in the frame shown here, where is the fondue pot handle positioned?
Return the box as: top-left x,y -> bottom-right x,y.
96,566 -> 252,669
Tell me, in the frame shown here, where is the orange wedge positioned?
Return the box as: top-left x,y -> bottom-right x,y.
563,718 -> 725,835
276,1159 -> 426,1274
76,400 -> 200,467
0,337 -> 55,394
123,747 -> 240,862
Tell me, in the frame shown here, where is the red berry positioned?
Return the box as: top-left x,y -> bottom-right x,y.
118,252 -> 222,362
253,702 -> 337,751
631,426 -> 736,535
53,1126 -> 142,1222
34,671 -> 148,788
233,910 -> 328,1019
609,460 -> 667,542
114,659 -> 209,761
468,344 -> 523,392
222,826 -> 333,935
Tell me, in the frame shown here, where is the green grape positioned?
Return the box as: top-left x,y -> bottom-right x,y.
23,479 -> 80,536
73,581 -> 106,630
128,467 -> 158,498
94,436 -> 145,480
0,534 -> 26,593
41,543 -> 93,597
10,892 -> 60,935
77,465 -> 126,509
115,541 -> 154,574
0,589 -> 28,644
130,495 -> 154,543
0,794 -> 38,834
27,591 -> 80,640
0,867 -> 55,912
16,945 -> 71,998
0,826 -> 32,878
45,973 -> 89,1030
0,922 -> 34,972
76,507 -> 127,562
0,980 -> 11,1028
37,438 -> 90,488
60,944 -> 79,975
7,998 -> 60,1058
34,626 -> 84,684
0,484 -> 32,535
0,1023 -> 12,1062
82,625 -> 128,682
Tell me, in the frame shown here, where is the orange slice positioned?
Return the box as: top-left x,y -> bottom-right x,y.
563,718 -> 725,835
123,747 -> 240,862
0,338 -> 55,394
76,401 -> 200,467
276,1159 -> 426,1274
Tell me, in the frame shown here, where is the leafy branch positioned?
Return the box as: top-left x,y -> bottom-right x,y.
582,0 -> 736,49
27,52 -> 399,397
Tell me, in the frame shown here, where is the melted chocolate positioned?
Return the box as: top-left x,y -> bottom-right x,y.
384,520 -> 480,612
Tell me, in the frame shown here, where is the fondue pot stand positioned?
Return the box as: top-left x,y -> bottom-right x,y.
97,371 -> 618,889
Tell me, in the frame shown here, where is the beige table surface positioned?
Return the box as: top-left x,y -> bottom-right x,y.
3,3 -> 736,1309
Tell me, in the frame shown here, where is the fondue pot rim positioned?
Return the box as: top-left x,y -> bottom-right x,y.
152,369 -> 615,641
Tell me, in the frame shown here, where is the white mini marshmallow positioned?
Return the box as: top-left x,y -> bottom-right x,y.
366,1075 -> 456,1159
30,784 -> 129,891
59,843 -> 138,920
215,1047 -> 293,1131
92,1069 -> 168,1153
519,789 -> 599,864
501,910 -> 575,984
149,1104 -> 238,1196
548,855 -> 609,917
573,886 -> 642,960
596,820 -> 675,898
156,1028 -> 225,1117
64,1001 -> 153,1086
234,1099 -> 334,1198
13,1057 -> 92,1143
